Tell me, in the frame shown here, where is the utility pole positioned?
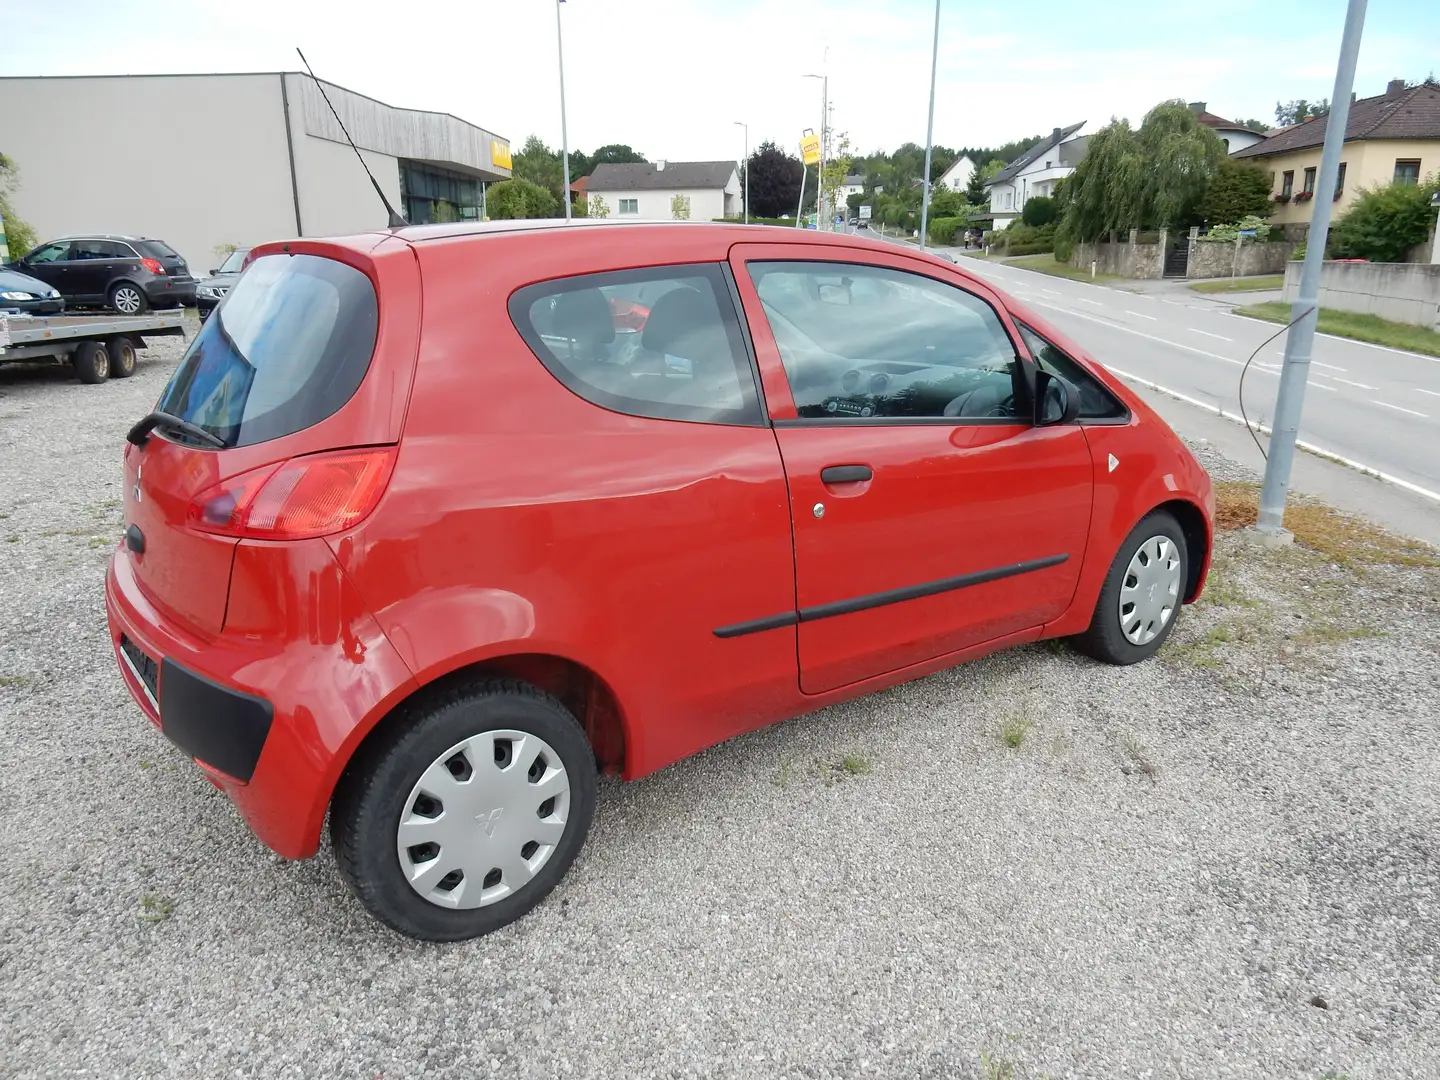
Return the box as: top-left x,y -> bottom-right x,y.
1255,0 -> 1367,537
734,120 -> 749,224
919,0 -> 941,252
555,0 -> 573,220
803,69 -> 828,229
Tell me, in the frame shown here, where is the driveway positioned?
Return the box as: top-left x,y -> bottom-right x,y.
2,335 -> 1437,1079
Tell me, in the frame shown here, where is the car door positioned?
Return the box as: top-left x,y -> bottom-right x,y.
16,241 -> 73,294
66,239 -> 122,303
729,243 -> 1094,695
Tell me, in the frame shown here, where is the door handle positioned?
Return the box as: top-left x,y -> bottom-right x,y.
820,465 -> 872,484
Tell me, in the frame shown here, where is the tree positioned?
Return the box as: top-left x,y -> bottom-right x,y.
1238,118 -> 1273,133
590,144 -> 647,166
588,194 -> 610,219
1275,98 -> 1329,126
1198,159 -> 1275,224
1328,173 -> 1440,262
819,133 -> 853,225
1021,196 -> 1057,227
0,153 -> 38,257
744,140 -> 805,218
966,159 -> 1004,206
511,135 -> 566,213
1057,100 -> 1225,243
1404,72 -> 1439,88
486,178 -> 557,219
670,193 -> 691,220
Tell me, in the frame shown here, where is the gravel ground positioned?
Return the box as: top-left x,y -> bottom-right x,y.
2,332 -> 1438,1080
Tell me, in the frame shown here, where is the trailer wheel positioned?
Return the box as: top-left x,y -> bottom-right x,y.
73,341 -> 111,384
106,336 -> 138,379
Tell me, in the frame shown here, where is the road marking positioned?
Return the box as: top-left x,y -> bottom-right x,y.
1037,288 -> 1062,297
1232,312 -> 1440,363
1330,376 -> 1377,390
1371,400 -> 1429,418
1125,310 -> 1158,321
1311,360 -> 1346,372
1104,365 -> 1440,504
1189,328 -> 1232,341
1306,382 -> 1339,392
1028,301 -> 1242,365
1416,388 -> 1440,398
1075,297 -> 1104,306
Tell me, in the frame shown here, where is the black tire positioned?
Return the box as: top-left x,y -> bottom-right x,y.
331,679 -> 598,941
108,282 -> 148,315
72,340 -> 110,384
1073,510 -> 1188,665
106,336 -> 138,378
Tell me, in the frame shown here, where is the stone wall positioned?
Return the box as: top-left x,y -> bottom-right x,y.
1283,260 -> 1440,329
1186,240 -> 1296,279
1070,229 -> 1166,279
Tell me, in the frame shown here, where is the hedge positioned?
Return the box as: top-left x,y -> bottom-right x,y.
1006,242 -> 1055,256
926,216 -> 971,246
713,217 -> 802,227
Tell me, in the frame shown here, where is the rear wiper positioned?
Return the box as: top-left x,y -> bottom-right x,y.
126,411 -> 227,449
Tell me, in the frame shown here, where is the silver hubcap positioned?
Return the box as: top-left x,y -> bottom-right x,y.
1118,535 -> 1182,645
114,288 -> 141,313
396,730 -> 571,910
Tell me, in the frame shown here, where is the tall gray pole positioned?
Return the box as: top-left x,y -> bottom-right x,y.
556,0 -> 573,221
734,121 -> 749,224
1256,0 -> 1366,534
918,0 -> 941,252
819,74 -> 828,230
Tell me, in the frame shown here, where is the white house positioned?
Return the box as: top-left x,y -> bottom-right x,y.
937,154 -> 975,192
985,123 -> 1087,229
586,160 -> 740,220
1188,103 -> 1268,154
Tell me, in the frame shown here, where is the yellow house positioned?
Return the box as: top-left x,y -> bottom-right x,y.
1233,81 -> 1440,227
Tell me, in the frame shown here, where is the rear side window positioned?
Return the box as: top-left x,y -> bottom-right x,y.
136,240 -> 180,259
1013,320 -> 1128,420
155,254 -> 378,448
509,264 -> 762,426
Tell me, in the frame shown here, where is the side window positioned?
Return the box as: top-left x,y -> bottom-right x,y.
27,242 -> 71,264
510,264 -> 762,426
747,261 -> 1024,421
70,240 -> 112,261
1014,320 -> 1128,420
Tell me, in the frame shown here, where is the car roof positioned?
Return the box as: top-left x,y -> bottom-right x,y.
51,234 -> 160,243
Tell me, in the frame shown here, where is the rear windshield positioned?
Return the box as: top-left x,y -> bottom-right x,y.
154,253 -> 378,448
136,240 -> 181,259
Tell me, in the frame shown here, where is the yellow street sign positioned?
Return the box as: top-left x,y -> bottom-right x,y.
800,134 -> 821,165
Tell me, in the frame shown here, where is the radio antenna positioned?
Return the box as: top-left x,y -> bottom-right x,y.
296,48 -> 408,228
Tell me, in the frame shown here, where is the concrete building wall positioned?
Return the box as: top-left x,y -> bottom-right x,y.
1283,260 -> 1440,328
0,74 -> 297,273
1219,130 -> 1266,153
1186,239 -> 1296,279
1070,235 -> 1166,279
287,124 -> 404,240
1260,139 -> 1440,225
606,187 -> 730,221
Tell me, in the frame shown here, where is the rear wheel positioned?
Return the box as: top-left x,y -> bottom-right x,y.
72,340 -> 110,384
1074,510 -> 1188,665
331,679 -> 598,941
109,282 -> 147,315
106,336 -> 138,378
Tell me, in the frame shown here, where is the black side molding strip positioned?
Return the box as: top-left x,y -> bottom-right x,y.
713,554 -> 1069,639
713,611 -> 800,639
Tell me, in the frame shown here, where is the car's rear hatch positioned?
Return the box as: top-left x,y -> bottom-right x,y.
121,247 -> 402,638
136,239 -> 193,281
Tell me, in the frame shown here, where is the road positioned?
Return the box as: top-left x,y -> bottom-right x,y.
859,231 -> 1440,502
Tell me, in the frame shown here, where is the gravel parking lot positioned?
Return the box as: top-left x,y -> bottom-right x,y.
2,332 -> 1438,1080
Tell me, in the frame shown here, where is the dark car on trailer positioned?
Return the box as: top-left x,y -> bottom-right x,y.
8,235 -> 196,314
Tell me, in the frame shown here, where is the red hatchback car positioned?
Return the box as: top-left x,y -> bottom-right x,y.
107,221 -> 1213,940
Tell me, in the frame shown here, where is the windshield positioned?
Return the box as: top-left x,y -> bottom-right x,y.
136,240 -> 182,260
217,249 -> 249,274
153,254 -> 378,448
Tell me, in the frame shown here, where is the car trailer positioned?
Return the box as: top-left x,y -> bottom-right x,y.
0,312 -> 187,384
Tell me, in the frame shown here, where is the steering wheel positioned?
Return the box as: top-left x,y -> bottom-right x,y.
943,383 -> 1016,418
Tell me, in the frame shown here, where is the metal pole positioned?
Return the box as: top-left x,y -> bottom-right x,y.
795,149 -> 807,226
734,121 -> 748,224
1256,0 -> 1366,534
919,0 -> 941,252
819,75 -> 828,231
556,0 -> 572,221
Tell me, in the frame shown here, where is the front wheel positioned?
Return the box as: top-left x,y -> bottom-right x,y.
1073,511 -> 1188,665
331,680 -> 598,941
109,282 -> 148,315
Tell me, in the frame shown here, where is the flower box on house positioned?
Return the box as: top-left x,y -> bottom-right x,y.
1274,193 -> 1291,203
1293,191 -> 1314,203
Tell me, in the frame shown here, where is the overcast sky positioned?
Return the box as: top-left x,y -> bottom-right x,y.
5,0 -> 1438,163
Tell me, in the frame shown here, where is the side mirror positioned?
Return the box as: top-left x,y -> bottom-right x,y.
1034,370 -> 1081,426
208,268 -> 219,276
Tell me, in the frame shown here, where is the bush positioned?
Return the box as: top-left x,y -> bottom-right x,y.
1006,241 -> 1054,256
926,215 -> 969,245
1201,215 -> 1272,243
1021,196 -> 1057,227
994,222 -> 1056,252
713,216 -> 800,227
1053,231 -> 1075,263
486,178 -> 557,219
1328,175 -> 1440,262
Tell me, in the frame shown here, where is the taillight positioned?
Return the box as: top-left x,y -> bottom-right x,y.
186,447 -> 396,540
141,257 -> 165,275
609,297 -> 650,332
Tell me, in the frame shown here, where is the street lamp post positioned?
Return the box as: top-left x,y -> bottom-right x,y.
733,121 -> 749,224
555,0 -> 572,221
803,72 -> 828,229
919,0 -> 941,252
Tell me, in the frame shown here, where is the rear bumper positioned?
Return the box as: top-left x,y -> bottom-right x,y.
105,541 -> 418,858
143,278 -> 196,307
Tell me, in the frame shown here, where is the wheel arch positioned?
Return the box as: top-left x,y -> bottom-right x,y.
1154,497 -> 1211,602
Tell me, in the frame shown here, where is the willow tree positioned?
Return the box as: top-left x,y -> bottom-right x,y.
1057,100 -> 1225,247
